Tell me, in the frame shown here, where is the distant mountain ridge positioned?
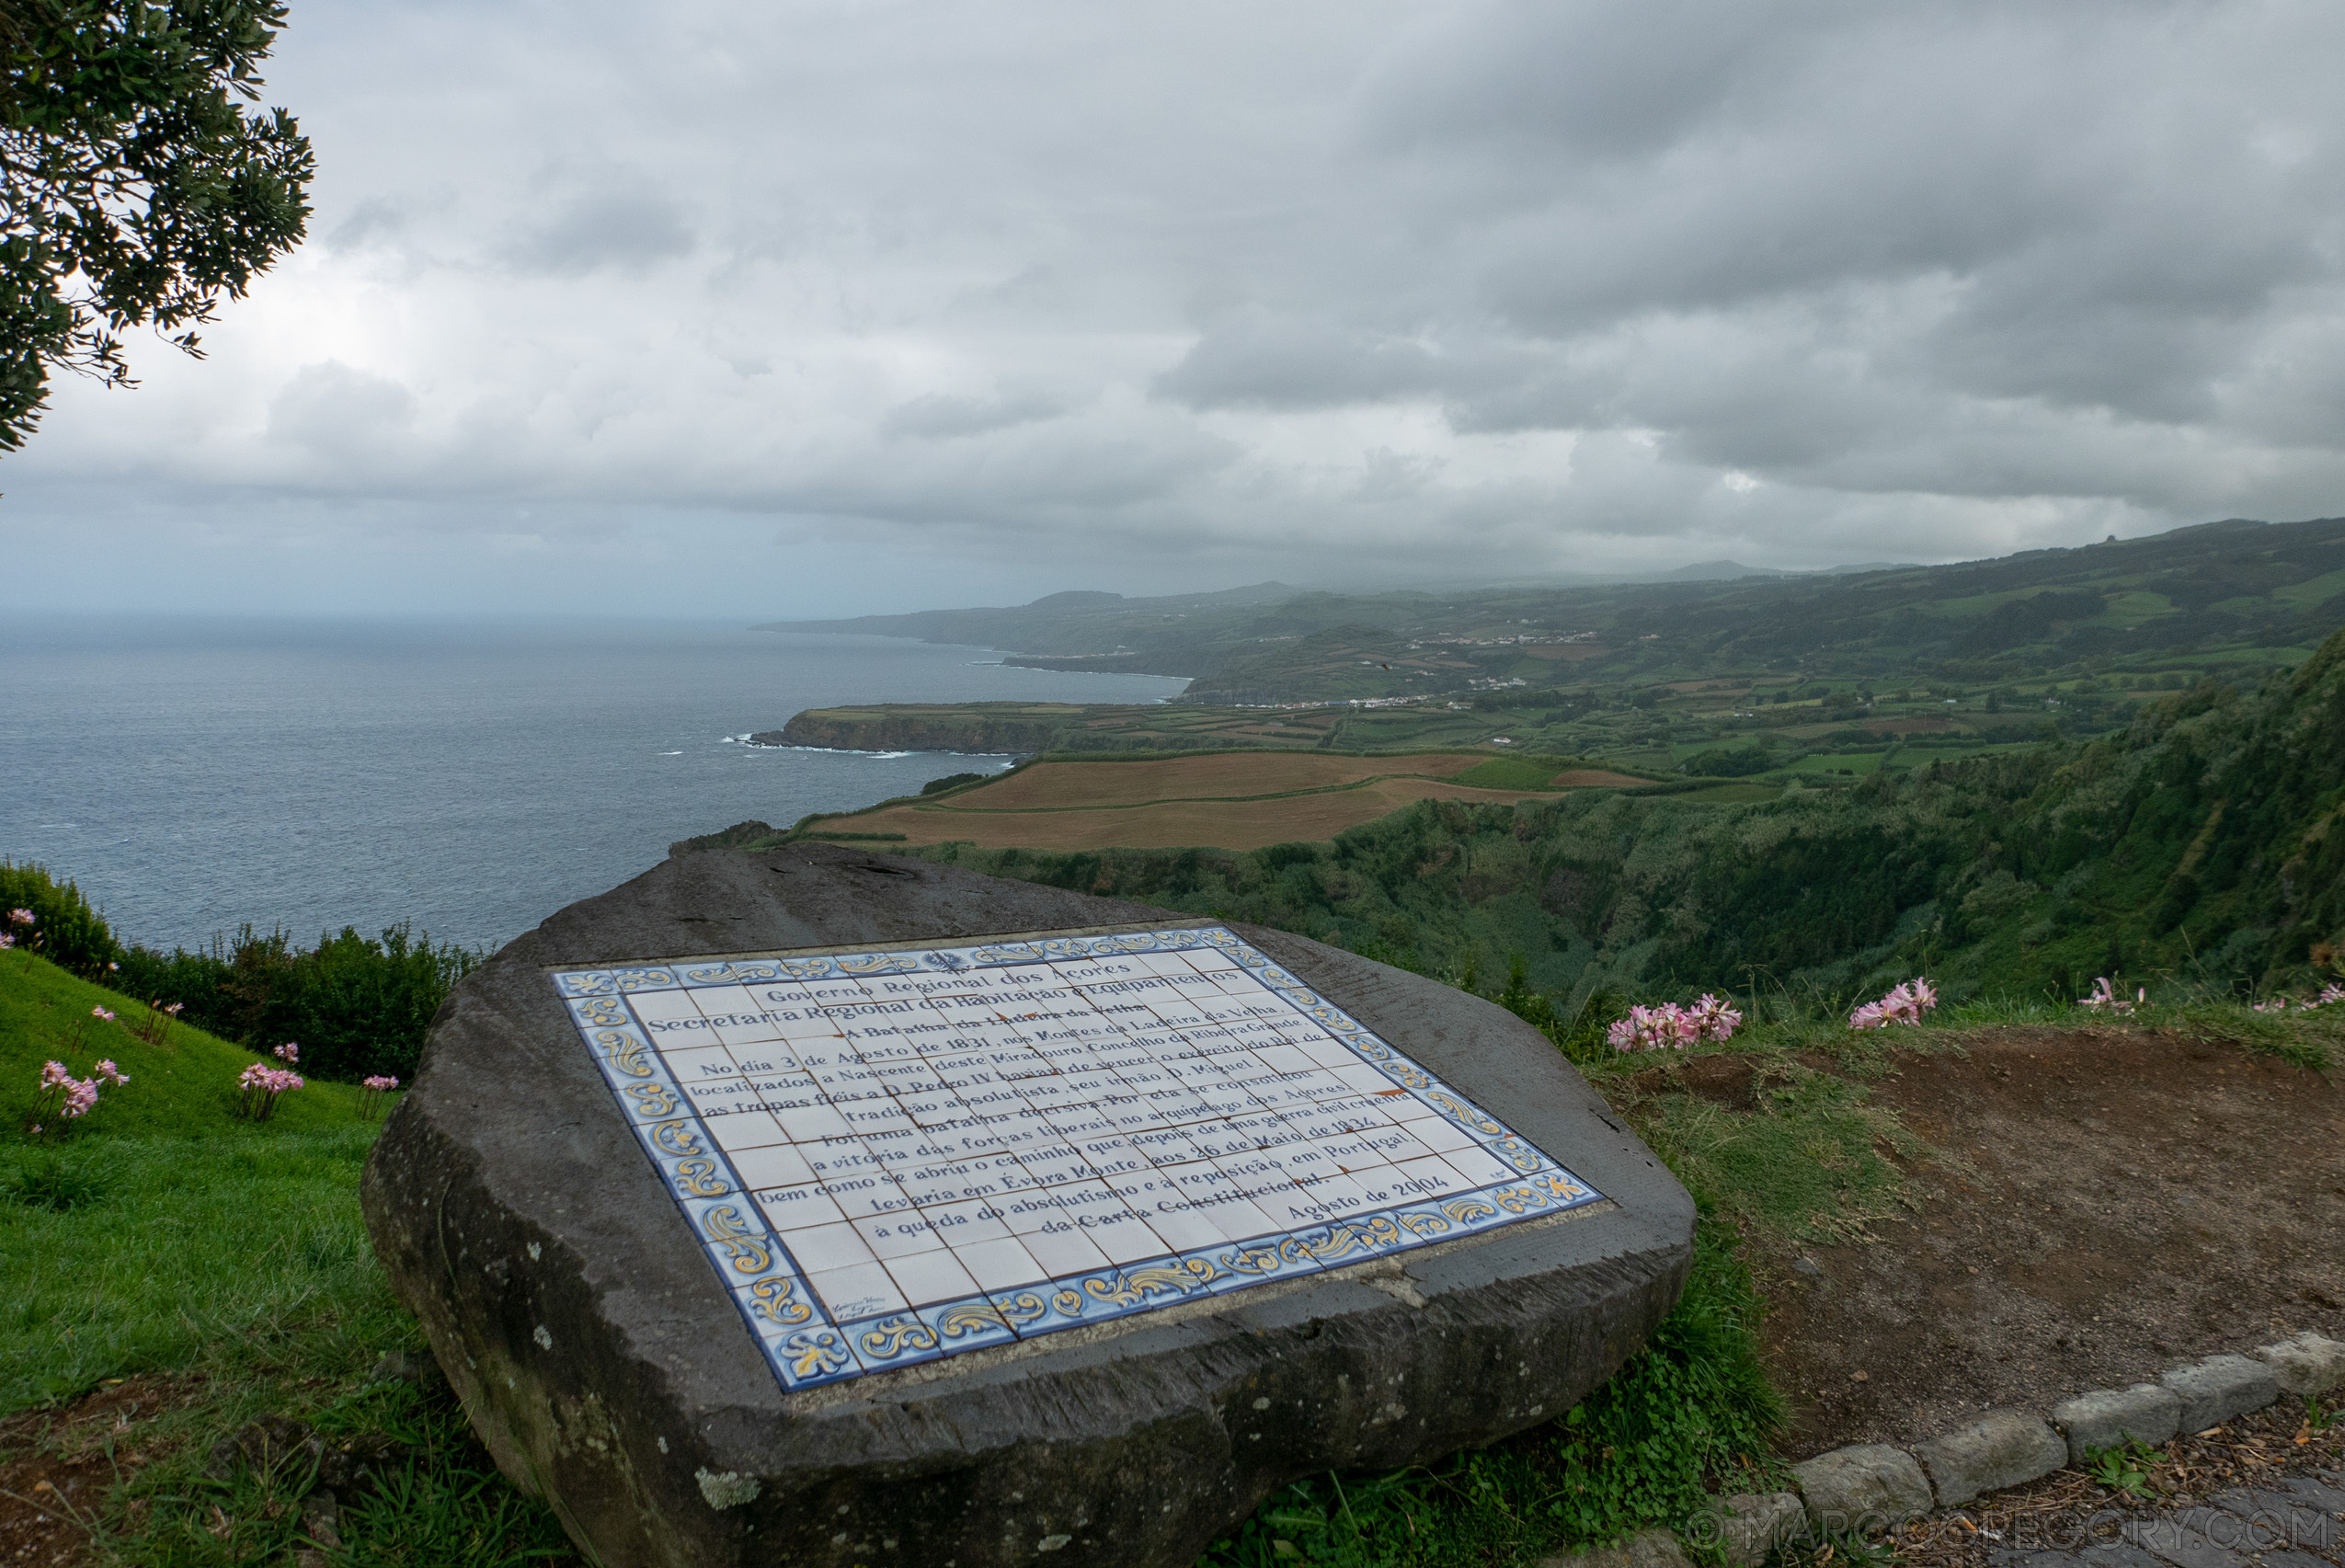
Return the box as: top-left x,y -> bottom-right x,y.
760,516 -> 2345,704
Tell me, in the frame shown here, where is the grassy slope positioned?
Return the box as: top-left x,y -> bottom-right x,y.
0,950 -> 574,1565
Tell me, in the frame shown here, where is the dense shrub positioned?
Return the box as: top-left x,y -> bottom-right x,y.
114,924 -> 475,1082
3,862 -> 473,1082
0,861 -> 123,976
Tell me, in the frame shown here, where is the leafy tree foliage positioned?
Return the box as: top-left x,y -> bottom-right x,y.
1,0 -> 311,450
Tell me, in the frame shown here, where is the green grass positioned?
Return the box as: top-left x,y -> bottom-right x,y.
1,950 -> 575,1565
1198,1211 -> 1785,1567
1,947 -> 374,1139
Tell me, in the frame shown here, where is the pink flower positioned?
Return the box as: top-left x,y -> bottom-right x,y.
0,933 -> 14,950
92,1006 -> 115,1023
2079,977 -> 2140,1014
40,1059 -> 70,1089
361,1074 -> 400,1092
6,909 -> 33,925
94,1059 -> 128,1085
1608,996 -> 1743,1052
165,1002 -> 184,1016
1850,979 -> 1938,1030
2253,997 -> 2289,1013
273,1043 -> 300,1064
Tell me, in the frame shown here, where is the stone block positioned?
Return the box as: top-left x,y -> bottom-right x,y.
1538,1528 -> 1694,1568
1696,1492 -> 1804,1568
361,844 -> 1698,1568
1791,1445 -> 1932,1534
2160,1355 -> 2280,1432
2053,1384 -> 2184,1461
1914,1408 -> 2068,1506
2254,1333 -> 2345,1399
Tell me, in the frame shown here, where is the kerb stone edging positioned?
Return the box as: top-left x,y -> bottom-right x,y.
1694,1330 -> 2344,1562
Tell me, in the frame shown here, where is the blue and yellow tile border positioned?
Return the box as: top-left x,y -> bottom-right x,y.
551,925 -> 1601,1392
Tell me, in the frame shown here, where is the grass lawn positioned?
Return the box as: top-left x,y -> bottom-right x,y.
1,948 -> 574,1565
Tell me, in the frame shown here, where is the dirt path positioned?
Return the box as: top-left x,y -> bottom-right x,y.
1746,1027 -> 2345,1456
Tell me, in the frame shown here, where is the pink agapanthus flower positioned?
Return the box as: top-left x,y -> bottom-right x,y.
1849,978 -> 1939,1030
93,1059 -> 128,1086
238,1061 -> 305,1120
2079,977 -> 2144,1013
34,1059 -> 109,1120
273,1042 -> 300,1064
361,1075 -> 400,1091
91,1006 -> 115,1023
1606,993 -> 1743,1053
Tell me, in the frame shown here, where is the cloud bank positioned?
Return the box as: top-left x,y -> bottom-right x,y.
8,0 -> 2343,612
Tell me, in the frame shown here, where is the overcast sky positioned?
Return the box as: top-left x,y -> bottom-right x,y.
8,0 -> 2344,617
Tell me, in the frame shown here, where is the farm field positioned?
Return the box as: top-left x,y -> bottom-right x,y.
953,749 -> 1491,808
798,751 -> 1624,850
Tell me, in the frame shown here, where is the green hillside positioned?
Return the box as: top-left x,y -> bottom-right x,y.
907,626 -> 2345,1008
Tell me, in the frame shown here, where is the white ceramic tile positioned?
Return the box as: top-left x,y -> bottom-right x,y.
786,1220 -> 877,1273
755,1182 -> 848,1231
955,1234 -> 1046,1291
919,1196 -> 1017,1246
1017,1221 -> 1113,1278
852,1209 -> 946,1259
705,1109 -> 792,1152
884,1247 -> 981,1309
1442,1144 -> 1518,1187
806,1260 -> 907,1322
729,1141 -> 818,1192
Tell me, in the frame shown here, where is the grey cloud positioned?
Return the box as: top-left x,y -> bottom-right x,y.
1154,310 -> 1447,410
17,0 -> 2345,612
266,362 -> 418,458
502,185 -> 693,277
881,392 -> 1062,441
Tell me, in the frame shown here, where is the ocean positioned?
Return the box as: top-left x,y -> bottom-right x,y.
0,615 -> 1187,955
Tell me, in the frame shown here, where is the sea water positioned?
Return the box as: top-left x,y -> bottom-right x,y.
0,616 -> 1187,954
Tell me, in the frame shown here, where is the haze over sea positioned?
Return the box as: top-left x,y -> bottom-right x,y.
1,616 -> 1186,955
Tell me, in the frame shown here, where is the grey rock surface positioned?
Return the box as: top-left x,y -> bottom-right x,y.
2160,1355 -> 2280,1433
1701,1492 -> 1804,1567
2201,1491 -> 2339,1557
1792,1444 -> 1933,1533
2052,1385 -> 2184,1462
1915,1408 -> 2069,1507
1537,1528 -> 1694,1568
360,843 -> 1696,1568
2255,1333 -> 2345,1399
2120,1516 -> 2246,1568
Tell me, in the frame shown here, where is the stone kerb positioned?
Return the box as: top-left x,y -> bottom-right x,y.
360,843 -> 1698,1568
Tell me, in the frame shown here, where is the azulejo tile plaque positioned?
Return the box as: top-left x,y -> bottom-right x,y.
550,924 -> 1601,1391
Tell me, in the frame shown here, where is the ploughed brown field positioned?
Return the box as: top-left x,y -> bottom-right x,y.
807,751 -> 1612,851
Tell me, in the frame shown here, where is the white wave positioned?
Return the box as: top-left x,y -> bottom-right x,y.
657,750 -> 683,756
